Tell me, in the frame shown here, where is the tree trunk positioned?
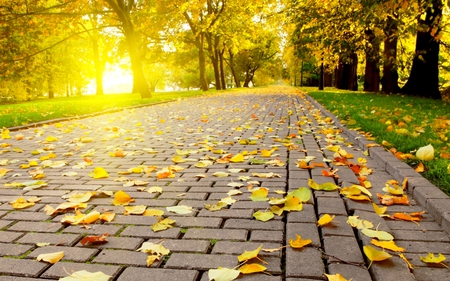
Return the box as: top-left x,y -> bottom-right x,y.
336,53 -> 358,90
48,76 -> 54,99
104,0 -> 150,98
324,71 -> 332,86
219,48 -> 226,89
402,1 -> 442,99
206,34 -> 221,90
198,36 -> 209,91
364,29 -> 380,92
382,15 -> 400,94
92,36 -> 104,96
227,50 -> 241,87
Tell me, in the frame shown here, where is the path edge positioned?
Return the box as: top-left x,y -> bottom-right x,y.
304,93 -> 450,235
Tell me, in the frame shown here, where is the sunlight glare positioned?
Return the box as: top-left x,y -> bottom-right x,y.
87,64 -> 133,94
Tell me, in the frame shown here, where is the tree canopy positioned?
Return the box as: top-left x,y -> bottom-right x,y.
1,0 -> 450,100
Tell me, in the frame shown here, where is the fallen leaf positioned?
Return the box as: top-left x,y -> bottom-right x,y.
143,209 -> 165,216
208,267 -> 240,281
361,228 -> 394,241
283,196 -> 303,212
230,153 -> 245,163
372,203 -> 388,217
399,253 -> 414,269
36,251 -> 64,264
99,212 -> 115,222
325,273 -> 350,281
204,201 -> 228,211
239,263 -> 267,274
415,162 -> 425,173
238,244 -> 262,262
80,233 -> 109,245
124,205 -> 147,215
59,270 -> 112,281
363,245 -> 392,267
137,241 -> 170,255
416,144 -> 434,161
249,188 -> 269,201
253,210 -> 274,222
287,187 -> 311,202
213,171 -> 230,177
420,252 -> 447,264
166,205 -> 193,214
113,190 -> 134,206
289,234 -> 312,249
89,167 -> 109,179
370,239 -> 404,252
347,216 -> 373,229
151,217 -> 176,232
318,214 -> 335,227
9,197 -> 36,209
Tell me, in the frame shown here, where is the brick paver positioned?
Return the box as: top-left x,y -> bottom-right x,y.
0,88 -> 449,280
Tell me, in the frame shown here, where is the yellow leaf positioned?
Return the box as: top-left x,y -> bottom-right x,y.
239,263 -> 267,274
416,144 -> 434,161
89,167 -> 109,179
143,209 -> 165,217
270,205 -> 284,216
230,153 -> 245,163
204,201 -> 228,211
45,136 -> 58,142
260,149 -> 273,157
253,210 -> 274,222
318,214 -> 335,226
146,255 -> 160,267
66,191 -> 94,203
124,205 -> 147,215
113,190 -> 133,206
137,241 -> 170,255
283,196 -> 303,212
249,188 -> 269,201
361,228 -> 394,241
208,267 -> 240,281
147,186 -> 163,194
172,155 -> 186,164
166,205 -> 193,214
420,253 -> 446,263
399,253 -> 414,269
151,217 -> 176,232
372,203 -> 387,216
371,239 -> 404,252
99,212 -> 115,222
238,244 -> 262,262
59,270 -> 112,281
325,273 -> 350,281
289,234 -> 312,249
347,216 -> 373,229
363,245 -> 392,264
36,251 -> 64,264
81,210 -> 100,224
9,197 -> 35,209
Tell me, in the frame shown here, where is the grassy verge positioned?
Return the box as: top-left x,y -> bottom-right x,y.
303,87 -> 450,195
0,90 -> 208,128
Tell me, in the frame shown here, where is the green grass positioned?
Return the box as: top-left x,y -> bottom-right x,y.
0,90 -> 208,128
303,87 -> 450,195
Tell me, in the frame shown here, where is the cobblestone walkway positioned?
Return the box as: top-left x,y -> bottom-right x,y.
0,87 -> 449,281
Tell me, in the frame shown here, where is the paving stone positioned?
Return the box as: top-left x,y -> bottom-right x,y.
285,247 -> 325,279
224,219 -> 283,230
413,267 -> 450,281
0,257 -> 49,277
391,229 -> 450,242
76,236 -> 144,250
369,256 -> 416,281
172,216 -> 222,228
0,277 -> 51,281
328,263 -> 372,281
286,222 -> 320,247
117,267 -> 199,281
286,204 -> 316,223
396,240 -> 450,254
200,272 -> 282,281
212,241 -> 282,257
427,198 -> 450,224
0,231 -> 23,243
146,238 -> 210,253
323,236 -> 365,265
62,224 -> 122,235
250,230 -> 283,243
164,253 -> 237,270
197,208 -> 253,219
413,185 -> 449,207
2,211 -> 52,221
41,262 -> 122,279
321,215 -> 355,237
120,225 -> 181,239
104,214 -> 158,225
27,245 -> 98,262
0,219 -> 15,229
158,192 -> 208,200
93,249 -> 158,267
184,228 -> 247,241
316,197 -> 348,216
0,243 -> 34,257
7,221 -> 63,233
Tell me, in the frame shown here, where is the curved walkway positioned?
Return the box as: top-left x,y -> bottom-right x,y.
0,86 -> 449,281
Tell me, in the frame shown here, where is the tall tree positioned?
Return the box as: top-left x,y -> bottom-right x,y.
402,0 -> 442,99
102,0 -> 151,97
